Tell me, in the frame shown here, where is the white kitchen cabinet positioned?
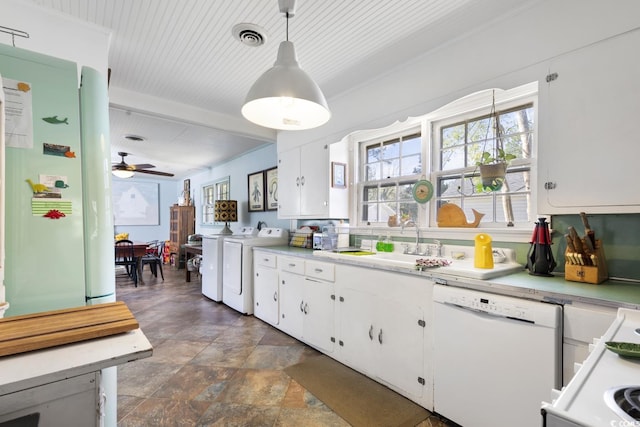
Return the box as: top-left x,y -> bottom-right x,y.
538,29 -> 640,214
335,264 -> 432,408
253,251 -> 279,326
277,257 -> 335,353
562,303 -> 616,386
277,139 -> 348,219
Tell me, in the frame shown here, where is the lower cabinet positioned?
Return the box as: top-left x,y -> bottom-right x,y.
278,256 -> 336,354
335,264 -> 432,408
254,251 -> 279,326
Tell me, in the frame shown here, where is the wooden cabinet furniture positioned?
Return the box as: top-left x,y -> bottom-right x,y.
538,29 -> 640,214
169,205 -> 195,267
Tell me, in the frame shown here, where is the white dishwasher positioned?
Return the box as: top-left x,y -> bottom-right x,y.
433,284 -> 561,427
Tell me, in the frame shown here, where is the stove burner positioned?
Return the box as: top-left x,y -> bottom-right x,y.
605,386 -> 640,423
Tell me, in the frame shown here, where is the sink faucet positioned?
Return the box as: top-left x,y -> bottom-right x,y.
401,219 -> 420,254
433,239 -> 444,257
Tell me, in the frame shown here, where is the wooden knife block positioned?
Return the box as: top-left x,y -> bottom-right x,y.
564,239 -> 608,284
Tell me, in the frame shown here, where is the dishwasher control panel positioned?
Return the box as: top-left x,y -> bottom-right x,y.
434,285 -> 537,322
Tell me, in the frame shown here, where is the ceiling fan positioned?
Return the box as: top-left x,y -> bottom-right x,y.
112,152 -> 174,177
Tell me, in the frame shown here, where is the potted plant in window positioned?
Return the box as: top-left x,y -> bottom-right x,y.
475,148 -> 515,192
474,90 -> 516,192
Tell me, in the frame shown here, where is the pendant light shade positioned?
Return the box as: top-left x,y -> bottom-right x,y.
241,1 -> 330,131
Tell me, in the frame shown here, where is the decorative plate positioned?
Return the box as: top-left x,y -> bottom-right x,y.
412,178 -> 434,204
605,341 -> 640,358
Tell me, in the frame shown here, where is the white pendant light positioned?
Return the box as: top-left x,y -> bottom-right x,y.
242,0 -> 330,130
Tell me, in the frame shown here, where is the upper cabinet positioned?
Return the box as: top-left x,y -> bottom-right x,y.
277,139 -> 348,219
538,29 -> 640,214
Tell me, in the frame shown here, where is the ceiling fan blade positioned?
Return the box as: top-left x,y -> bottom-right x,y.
135,169 -> 175,177
130,163 -> 156,170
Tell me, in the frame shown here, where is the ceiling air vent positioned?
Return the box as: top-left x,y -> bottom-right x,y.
232,23 -> 267,47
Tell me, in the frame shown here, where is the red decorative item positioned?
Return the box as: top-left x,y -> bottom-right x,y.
43,209 -> 66,219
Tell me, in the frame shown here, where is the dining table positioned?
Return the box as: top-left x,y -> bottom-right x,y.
115,241 -> 149,285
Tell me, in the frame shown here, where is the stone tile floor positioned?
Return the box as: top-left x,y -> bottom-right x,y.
116,266 -> 450,426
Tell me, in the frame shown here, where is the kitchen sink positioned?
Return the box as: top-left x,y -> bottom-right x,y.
312,246 -> 524,280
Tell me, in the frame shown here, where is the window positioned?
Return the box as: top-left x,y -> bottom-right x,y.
202,177 -> 230,224
359,130 -> 422,225
433,99 -> 535,227
353,84 -> 537,232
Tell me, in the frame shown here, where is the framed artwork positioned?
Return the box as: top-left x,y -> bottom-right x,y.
264,167 -> 278,211
331,162 -> 347,188
248,171 -> 265,211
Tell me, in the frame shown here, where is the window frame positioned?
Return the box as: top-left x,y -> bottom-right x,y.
201,176 -> 230,225
350,83 -> 538,240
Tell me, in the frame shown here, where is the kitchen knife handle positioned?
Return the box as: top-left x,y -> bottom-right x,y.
579,212 -> 591,232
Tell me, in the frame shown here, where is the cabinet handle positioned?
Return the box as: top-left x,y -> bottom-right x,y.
289,263 -> 296,267
378,329 -> 383,344
368,325 -> 374,341
263,258 -> 269,262
300,301 -> 305,313
296,177 -> 300,187
300,176 -> 305,186
256,272 -> 259,277
314,268 -> 323,273
303,303 -> 309,314
273,292 -> 277,301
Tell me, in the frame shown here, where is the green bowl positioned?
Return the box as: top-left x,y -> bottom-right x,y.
605,341 -> 640,358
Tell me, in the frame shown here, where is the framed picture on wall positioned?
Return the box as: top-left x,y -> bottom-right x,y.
264,167 -> 278,211
248,171 -> 265,212
331,162 -> 347,188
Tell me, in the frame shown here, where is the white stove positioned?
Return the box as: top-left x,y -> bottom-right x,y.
222,227 -> 288,314
542,307 -> 640,426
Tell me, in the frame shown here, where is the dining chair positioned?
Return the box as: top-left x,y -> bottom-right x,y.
141,240 -> 164,281
115,239 -> 138,287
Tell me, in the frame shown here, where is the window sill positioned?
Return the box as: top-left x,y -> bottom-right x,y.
350,226 -> 533,244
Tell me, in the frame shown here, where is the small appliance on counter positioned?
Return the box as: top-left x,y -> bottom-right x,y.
187,234 -> 202,245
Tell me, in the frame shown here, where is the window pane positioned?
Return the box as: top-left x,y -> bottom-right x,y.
496,194 -> 530,223
367,146 -> 381,163
441,146 -> 465,171
442,124 -> 465,149
364,186 -> 378,202
398,183 -> 414,200
399,202 -> 418,221
438,176 -> 463,198
381,139 -> 400,159
468,117 -> 492,141
381,159 -> 400,179
380,185 -> 396,201
403,135 -> 421,154
379,202 -> 395,222
401,153 -> 422,175
363,203 -> 377,222
464,196 -> 494,222
366,164 -> 380,181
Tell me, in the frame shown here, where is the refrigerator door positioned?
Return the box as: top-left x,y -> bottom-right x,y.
1,45 -> 86,315
80,66 -> 115,301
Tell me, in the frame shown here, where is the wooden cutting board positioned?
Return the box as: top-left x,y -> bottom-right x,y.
0,301 -> 139,357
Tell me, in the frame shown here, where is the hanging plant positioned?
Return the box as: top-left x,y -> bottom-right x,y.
474,91 -> 516,192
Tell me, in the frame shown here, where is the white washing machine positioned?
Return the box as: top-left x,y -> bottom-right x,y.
222,227 -> 288,314
202,227 -> 257,301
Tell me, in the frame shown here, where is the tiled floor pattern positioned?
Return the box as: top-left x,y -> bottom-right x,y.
116,267 -> 449,426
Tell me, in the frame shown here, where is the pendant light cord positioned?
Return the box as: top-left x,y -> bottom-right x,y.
285,12 -> 289,41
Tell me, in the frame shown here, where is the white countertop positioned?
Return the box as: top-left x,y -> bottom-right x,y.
0,328 -> 152,395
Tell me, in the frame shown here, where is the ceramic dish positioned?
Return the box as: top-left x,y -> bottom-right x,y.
605,341 -> 640,358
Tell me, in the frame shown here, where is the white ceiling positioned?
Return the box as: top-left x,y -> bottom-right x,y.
29,0 -> 536,179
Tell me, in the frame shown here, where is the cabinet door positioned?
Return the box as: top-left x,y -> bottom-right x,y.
299,143 -> 329,216
376,299 -> 425,399
254,264 -> 279,326
277,148 -> 301,217
538,30 -> 640,213
279,271 -> 304,339
303,277 -> 335,353
336,286 -> 377,375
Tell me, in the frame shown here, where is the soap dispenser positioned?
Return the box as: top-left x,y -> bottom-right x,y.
474,233 -> 494,269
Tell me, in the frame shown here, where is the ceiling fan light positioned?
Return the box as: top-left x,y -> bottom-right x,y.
242,41 -> 330,130
112,169 -> 134,179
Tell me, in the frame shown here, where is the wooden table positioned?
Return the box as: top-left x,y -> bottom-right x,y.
115,241 -> 148,285
182,244 -> 202,282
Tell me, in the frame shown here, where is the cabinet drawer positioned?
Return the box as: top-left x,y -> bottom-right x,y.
255,251 -> 276,268
305,260 -> 335,282
279,256 -> 305,275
